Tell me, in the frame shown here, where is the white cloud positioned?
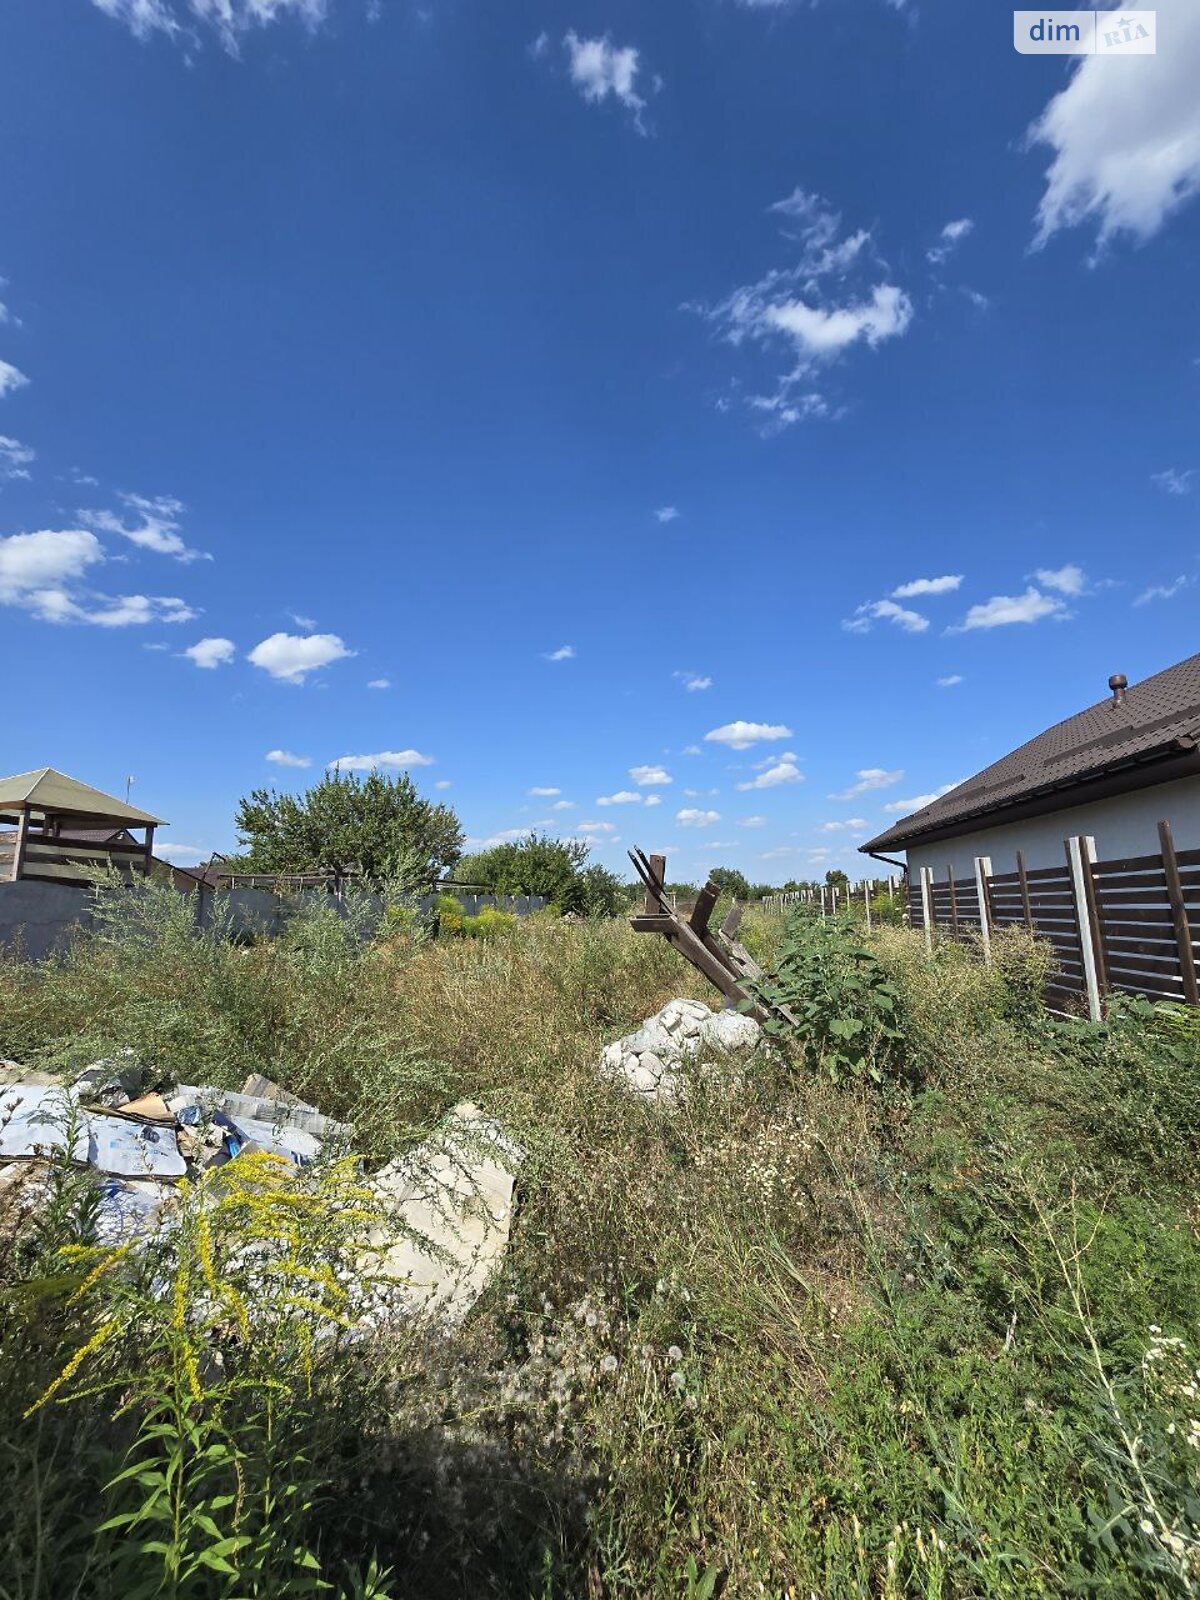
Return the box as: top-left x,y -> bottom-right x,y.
0,435 -> 34,481
183,636 -> 235,669
1152,467 -> 1195,496
266,749 -> 311,769
644,794 -> 662,807
81,492 -> 208,564
655,505 -> 680,523
596,790 -> 643,806
736,759 -> 803,791
682,744 -> 702,756
936,674 -> 964,687
926,217 -> 974,265
699,191 -> 911,428
329,750 -> 435,771
0,528 -> 102,600
1034,563 -> 1086,596
155,841 -> 209,864
739,815 -> 767,828
952,588 -> 1068,631
0,528 -> 193,627
562,32 -> 648,128
289,611 -> 317,630
763,284 -> 913,360
1030,0 -> 1200,249
23,589 -> 196,627
91,0 -> 328,51
543,644 -> 575,662
821,817 -> 868,832
550,799 -> 575,810
830,768 -> 903,801
883,781 -> 961,814
577,820 -> 617,835
0,359 -> 29,399
528,786 -> 561,797
705,720 -> 793,751
367,677 -> 391,690
1135,575 -> 1191,605
892,574 -> 962,598
845,598 -> 929,634
629,764 -> 672,786
247,631 -> 353,683
673,671 -> 712,692
677,808 -> 721,827
434,779 -> 453,790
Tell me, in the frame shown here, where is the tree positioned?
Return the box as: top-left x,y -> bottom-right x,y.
825,869 -> 850,890
455,832 -> 590,911
708,866 -> 751,900
234,769 -> 463,882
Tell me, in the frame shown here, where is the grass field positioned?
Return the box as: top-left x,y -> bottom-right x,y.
0,884 -> 1197,1598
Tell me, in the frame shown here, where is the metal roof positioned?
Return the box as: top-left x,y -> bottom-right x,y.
0,768 -> 166,826
861,652 -> 1200,855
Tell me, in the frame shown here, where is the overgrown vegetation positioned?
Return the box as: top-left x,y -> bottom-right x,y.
1,890 -> 1198,1598
454,832 -> 623,916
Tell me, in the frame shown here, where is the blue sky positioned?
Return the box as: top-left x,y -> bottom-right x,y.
1,0 -> 1197,882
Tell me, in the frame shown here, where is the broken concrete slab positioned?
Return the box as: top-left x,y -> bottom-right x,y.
358,1102 -> 522,1326
600,998 -> 765,1107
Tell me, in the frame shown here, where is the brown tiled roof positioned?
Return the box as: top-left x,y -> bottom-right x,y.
861,651 -> 1200,854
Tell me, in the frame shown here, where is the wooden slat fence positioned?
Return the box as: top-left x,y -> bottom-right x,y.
908,822 -> 1200,1014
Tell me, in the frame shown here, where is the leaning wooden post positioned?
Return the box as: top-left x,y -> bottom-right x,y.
1065,835 -> 1103,1023
974,855 -> 993,965
1159,819 -> 1199,1005
1016,850 -> 1034,933
644,854 -> 666,916
919,866 -> 934,955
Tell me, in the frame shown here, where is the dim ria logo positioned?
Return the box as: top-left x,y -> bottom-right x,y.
1013,10 -> 1156,54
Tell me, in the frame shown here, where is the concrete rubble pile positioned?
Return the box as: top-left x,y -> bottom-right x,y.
0,1054 -> 521,1326
600,998 -> 764,1106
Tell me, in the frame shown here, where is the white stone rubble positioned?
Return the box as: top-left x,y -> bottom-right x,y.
601,998 -> 764,1105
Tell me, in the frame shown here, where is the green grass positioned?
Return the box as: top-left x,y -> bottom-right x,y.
0,888 -> 1197,1598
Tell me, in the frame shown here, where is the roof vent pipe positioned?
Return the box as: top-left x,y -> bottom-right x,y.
1108,672 -> 1128,706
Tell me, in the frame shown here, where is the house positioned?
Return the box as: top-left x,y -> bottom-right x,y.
859,653 -> 1200,1013
0,767 -> 165,886
861,653 -> 1200,879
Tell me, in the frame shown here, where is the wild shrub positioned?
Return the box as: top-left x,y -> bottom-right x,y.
750,910 -> 907,1086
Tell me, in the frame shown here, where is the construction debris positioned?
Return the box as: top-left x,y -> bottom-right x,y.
601,997 -> 765,1105
0,1063 -> 522,1324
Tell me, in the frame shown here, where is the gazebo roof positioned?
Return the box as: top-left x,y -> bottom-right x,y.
0,767 -> 166,827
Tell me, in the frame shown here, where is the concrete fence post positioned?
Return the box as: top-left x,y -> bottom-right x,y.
974,855 -> 992,965
919,866 -> 934,955
1066,834 -> 1103,1023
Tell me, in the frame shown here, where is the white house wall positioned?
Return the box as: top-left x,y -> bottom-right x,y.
904,775 -> 1200,880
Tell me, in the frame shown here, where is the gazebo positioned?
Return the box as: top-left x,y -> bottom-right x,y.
0,768 -> 166,886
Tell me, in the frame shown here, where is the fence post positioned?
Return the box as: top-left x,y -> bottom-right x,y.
863,879 -> 872,932
1015,850 -> 1034,932
1158,818 -> 1199,1005
974,856 -> 993,965
1065,834 -> 1103,1023
946,863 -> 959,937
919,866 -> 934,955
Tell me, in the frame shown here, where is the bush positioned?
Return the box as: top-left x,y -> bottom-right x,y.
750,910 -> 907,1086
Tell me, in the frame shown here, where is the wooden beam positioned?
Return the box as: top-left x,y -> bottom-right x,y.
1158,818 -> 1198,1006
690,879 -> 720,937
720,903 -> 744,940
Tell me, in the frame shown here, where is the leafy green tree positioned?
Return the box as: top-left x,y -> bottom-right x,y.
578,863 -> 623,917
708,866 -> 751,900
825,869 -> 850,890
455,832 -> 592,911
234,769 -> 462,881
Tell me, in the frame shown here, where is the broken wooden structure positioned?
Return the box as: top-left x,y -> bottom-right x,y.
628,848 -> 796,1027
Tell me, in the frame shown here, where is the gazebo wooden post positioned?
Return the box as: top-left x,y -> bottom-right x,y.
143,824 -> 156,876
11,805 -> 29,881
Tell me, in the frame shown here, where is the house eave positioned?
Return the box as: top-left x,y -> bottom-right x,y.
859,743 -> 1200,857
